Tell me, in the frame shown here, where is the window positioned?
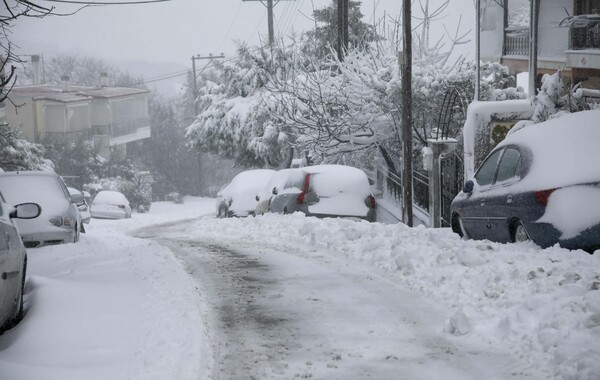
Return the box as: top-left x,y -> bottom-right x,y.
474,149 -> 503,186
495,148 -> 521,184
45,105 -> 66,133
576,0 -> 600,15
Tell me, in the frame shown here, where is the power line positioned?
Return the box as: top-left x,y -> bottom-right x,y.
38,0 -> 171,4
282,0 -> 303,36
217,1 -> 244,51
277,1 -> 295,34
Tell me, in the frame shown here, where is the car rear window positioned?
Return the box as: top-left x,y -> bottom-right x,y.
0,175 -> 66,206
94,191 -> 127,205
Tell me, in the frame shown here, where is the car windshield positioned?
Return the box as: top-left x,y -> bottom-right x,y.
93,191 -> 128,205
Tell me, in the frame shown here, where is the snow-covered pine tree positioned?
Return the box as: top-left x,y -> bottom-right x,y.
0,123 -> 54,172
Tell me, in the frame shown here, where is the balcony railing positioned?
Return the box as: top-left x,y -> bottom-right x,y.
569,16 -> 600,50
111,118 -> 150,138
504,27 -> 530,56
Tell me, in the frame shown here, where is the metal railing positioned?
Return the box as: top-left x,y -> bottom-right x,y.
570,17 -> 600,49
413,170 -> 429,212
504,27 -> 529,56
374,165 -> 430,215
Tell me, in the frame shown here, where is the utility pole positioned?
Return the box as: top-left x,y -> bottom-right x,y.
337,0 -> 349,61
475,0 -> 481,101
243,0 -> 296,46
401,0 -> 413,227
191,53 -> 224,115
528,0 -> 539,97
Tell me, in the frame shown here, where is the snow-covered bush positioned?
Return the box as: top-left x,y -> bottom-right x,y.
0,123 -> 54,172
85,151 -> 153,212
532,70 -> 590,123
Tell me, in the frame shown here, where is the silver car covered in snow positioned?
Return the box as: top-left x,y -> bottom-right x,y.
0,171 -> 81,248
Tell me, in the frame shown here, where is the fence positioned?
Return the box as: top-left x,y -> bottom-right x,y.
505,27 -> 530,56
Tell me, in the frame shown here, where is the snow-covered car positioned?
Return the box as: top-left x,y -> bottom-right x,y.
90,191 -> 132,219
255,168 -> 306,216
451,110 -> 600,252
0,171 -> 81,248
68,187 -> 90,230
217,169 -> 276,218
0,191 -> 40,333
269,165 -> 377,222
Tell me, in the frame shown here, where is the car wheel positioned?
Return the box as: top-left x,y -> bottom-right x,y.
15,259 -> 27,322
511,220 -> 530,243
2,259 -> 27,333
451,213 -> 469,239
73,224 -> 80,243
218,205 -> 228,218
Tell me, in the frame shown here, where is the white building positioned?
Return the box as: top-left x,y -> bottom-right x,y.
5,56 -> 150,157
481,0 -> 600,89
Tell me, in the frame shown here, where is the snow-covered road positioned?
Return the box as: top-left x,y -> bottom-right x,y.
141,219 -> 532,380
0,197 -> 598,380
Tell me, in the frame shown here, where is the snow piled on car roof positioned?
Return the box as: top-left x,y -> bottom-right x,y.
499,109 -> 600,190
304,165 -> 372,197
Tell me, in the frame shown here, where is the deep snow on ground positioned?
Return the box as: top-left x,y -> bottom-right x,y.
0,197 -> 598,380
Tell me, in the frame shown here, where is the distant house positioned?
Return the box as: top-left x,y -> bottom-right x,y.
481,0 -> 600,89
5,56 -> 150,157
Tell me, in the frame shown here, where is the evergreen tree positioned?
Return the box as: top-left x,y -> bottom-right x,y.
41,136 -> 100,188
0,123 -> 54,172
303,1 -> 381,60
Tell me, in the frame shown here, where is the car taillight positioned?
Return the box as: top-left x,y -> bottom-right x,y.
534,189 -> 556,206
366,195 -> 376,208
296,174 -> 311,204
118,204 -> 126,209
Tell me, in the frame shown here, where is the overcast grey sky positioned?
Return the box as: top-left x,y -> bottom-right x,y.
12,0 -> 475,94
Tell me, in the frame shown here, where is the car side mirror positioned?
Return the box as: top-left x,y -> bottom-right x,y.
71,193 -> 85,205
10,203 -> 42,219
272,187 -> 278,195
463,180 -> 474,194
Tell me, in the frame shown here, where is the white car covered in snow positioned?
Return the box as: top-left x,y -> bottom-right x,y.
268,165 -> 377,222
0,171 -> 81,247
216,169 -> 276,218
91,191 -> 132,219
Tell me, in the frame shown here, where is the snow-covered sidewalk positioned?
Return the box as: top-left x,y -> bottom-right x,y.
0,197 -> 598,379
0,198 -> 216,380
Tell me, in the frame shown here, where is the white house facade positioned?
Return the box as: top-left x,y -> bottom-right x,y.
481,0 -> 600,89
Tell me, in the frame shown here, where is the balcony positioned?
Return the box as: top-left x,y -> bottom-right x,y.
504,27 -> 529,56
112,118 -> 150,138
566,15 -> 600,69
569,15 -> 600,50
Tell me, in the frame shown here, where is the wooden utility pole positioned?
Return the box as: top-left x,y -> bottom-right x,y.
401,0 -> 413,226
337,0 -> 349,61
475,0 -> 481,101
243,0 -> 296,46
191,53 -> 224,115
